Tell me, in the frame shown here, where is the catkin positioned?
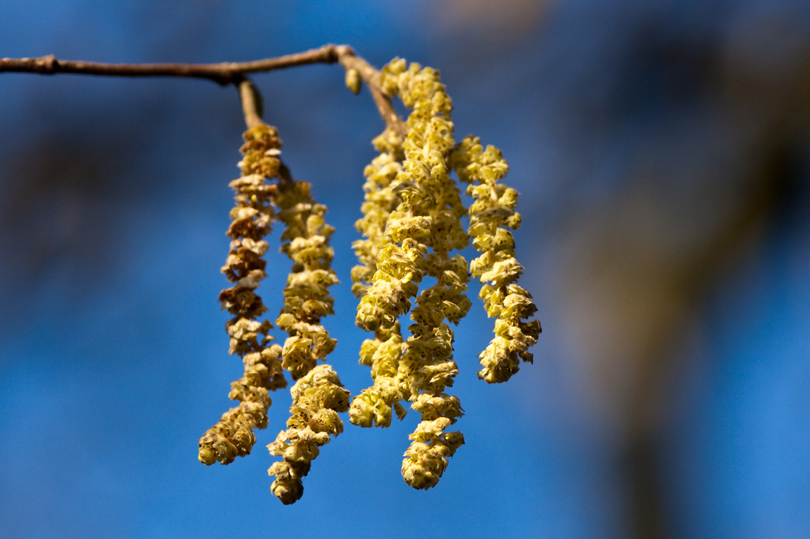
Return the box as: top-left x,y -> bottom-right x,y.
267,174 -> 348,504
353,59 -> 471,490
199,125 -> 287,466
349,129 -> 410,428
450,136 -> 542,383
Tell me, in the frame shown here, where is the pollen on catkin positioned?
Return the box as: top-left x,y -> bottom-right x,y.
267,365 -> 350,505
353,58 -> 471,490
349,129 -> 409,428
199,124 -> 287,466
267,174 -> 348,504
450,135 -> 542,383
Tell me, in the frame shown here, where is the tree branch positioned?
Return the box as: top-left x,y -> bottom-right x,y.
0,45 -> 341,85
0,44 -> 406,135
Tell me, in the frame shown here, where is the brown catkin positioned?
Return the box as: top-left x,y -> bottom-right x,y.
198,124 -> 288,466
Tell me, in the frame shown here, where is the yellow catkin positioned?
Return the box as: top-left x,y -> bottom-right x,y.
354,58 -> 470,490
450,136 -> 542,383
274,179 -> 339,380
351,128 -> 404,299
199,124 -> 287,466
349,129 -> 409,428
267,173 -> 348,504
267,365 -> 350,504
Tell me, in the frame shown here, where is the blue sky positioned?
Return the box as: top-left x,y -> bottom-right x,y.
0,1 -> 808,538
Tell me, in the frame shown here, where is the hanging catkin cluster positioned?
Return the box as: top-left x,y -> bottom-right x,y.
198,125 -> 287,466
199,121 -> 349,505
352,59 -> 474,490
199,54 -> 540,505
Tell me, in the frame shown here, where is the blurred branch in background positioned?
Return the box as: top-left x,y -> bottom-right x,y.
435,0 -> 810,537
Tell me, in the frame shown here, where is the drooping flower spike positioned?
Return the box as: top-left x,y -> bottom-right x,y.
198,124 -> 287,466
198,56 -> 540,504
450,136 -> 542,383
199,122 -> 349,505
352,59 -> 475,490
267,174 -> 349,505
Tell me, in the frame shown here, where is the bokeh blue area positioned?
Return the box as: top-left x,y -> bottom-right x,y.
1,1 -> 809,538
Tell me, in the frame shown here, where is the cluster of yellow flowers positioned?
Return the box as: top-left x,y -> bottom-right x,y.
199,57 -> 539,505
266,176 -> 348,504
199,123 -> 348,504
450,137 -> 542,383
351,59 -> 540,490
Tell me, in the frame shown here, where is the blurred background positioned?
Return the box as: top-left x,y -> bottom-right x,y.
1,0 -> 809,537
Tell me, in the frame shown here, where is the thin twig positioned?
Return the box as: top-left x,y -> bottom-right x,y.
237,77 -> 264,130
0,44 -> 406,135
0,45 -> 341,85
334,46 -> 407,137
